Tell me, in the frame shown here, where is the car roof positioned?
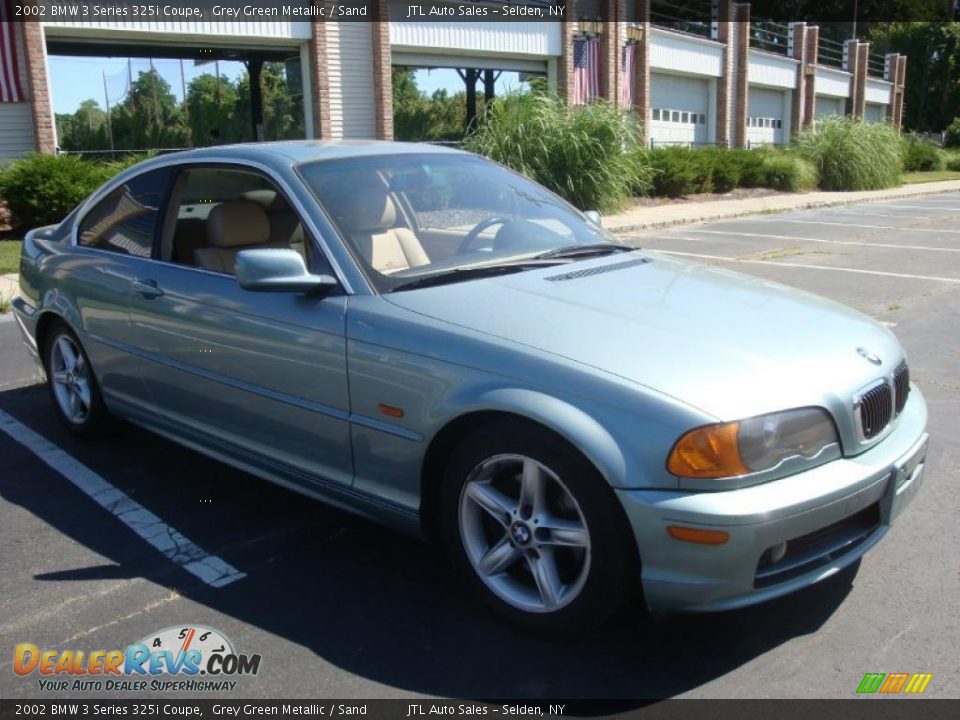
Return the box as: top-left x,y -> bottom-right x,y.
151,139 -> 468,165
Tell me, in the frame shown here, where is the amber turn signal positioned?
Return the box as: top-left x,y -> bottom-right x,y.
666,526 -> 730,545
667,421 -> 751,478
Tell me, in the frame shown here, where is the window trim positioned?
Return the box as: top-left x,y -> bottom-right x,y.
70,156 -> 360,295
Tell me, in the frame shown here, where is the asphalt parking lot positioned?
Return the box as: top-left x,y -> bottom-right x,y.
1,192 -> 958,702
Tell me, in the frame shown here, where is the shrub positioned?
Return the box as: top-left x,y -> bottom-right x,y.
758,152 -> 819,192
945,152 -> 960,172
901,140 -> 944,172
945,117 -> 960,148
706,148 -> 743,193
0,153 -> 115,231
793,116 -> 903,191
648,146 -> 699,196
464,93 -> 649,211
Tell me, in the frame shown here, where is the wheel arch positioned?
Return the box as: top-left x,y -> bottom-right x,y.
418,389 -> 630,542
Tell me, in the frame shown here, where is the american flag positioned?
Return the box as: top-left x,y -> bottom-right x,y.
0,0 -> 25,103
620,44 -> 636,108
572,37 -> 600,105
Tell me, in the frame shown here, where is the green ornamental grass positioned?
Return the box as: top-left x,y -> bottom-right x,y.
794,116 -> 903,191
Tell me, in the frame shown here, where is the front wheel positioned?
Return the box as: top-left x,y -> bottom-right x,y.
44,323 -> 109,437
440,421 -> 635,633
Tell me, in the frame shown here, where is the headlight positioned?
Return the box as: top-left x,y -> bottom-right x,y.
667,407 -> 840,479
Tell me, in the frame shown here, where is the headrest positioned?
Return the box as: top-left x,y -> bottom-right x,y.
241,189 -> 286,211
334,185 -> 396,233
207,200 -> 270,248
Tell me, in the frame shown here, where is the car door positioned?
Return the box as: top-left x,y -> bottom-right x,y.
126,164 -> 353,488
67,167 -> 174,409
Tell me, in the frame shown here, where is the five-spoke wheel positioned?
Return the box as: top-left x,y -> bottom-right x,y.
44,323 -> 108,436
442,420 -> 635,633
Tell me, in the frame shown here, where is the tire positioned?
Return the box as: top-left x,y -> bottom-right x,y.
440,419 -> 636,634
44,323 -> 110,438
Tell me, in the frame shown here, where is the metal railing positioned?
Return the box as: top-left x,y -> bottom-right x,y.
650,0 -> 712,39
818,37 -> 846,69
55,148 -> 185,160
750,21 -> 790,56
649,140 -> 726,148
867,53 -> 887,78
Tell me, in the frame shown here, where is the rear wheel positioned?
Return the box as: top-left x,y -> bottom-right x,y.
440,420 -> 634,633
44,324 -> 109,437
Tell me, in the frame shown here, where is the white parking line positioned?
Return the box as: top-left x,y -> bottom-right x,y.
0,409 -> 246,588
748,219 -> 960,234
869,204 -> 960,211
654,250 -> 960,283
682,229 -> 960,251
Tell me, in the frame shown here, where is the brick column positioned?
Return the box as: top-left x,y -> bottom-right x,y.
634,0 -> 651,139
892,55 -> 907,130
22,20 -> 55,154
601,0 -> 619,103
308,16 -> 331,138
558,3 -> 577,103
803,25 -> 819,128
371,0 -> 393,140
715,0 -> 733,147
853,42 -> 869,118
789,23 -> 808,137
732,2 -> 750,148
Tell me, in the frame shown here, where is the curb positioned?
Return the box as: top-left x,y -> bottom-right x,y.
604,183 -> 960,235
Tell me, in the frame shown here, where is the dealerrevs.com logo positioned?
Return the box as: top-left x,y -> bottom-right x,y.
13,625 -> 261,693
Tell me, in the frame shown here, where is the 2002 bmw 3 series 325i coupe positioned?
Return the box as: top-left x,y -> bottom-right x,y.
13,141 -> 927,632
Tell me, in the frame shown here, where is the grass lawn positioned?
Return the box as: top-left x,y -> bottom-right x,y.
902,170 -> 960,184
0,240 -> 22,275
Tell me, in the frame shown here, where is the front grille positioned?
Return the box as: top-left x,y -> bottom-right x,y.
858,381 -> 893,440
755,503 -> 881,588
893,363 -> 910,415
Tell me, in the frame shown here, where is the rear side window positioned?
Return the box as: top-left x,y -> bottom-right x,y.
77,168 -> 171,257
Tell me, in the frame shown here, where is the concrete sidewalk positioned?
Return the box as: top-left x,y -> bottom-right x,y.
601,179 -> 960,234
0,273 -> 17,307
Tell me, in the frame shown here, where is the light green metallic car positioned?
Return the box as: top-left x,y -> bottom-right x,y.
13,141 -> 928,633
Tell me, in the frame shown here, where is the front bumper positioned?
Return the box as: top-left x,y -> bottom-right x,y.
617,387 -> 928,613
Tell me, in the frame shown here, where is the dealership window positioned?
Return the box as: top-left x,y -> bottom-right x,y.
652,109 -> 661,121
671,110 -> 680,122
78,168 -> 172,258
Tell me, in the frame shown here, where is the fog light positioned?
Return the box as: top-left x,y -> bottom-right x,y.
768,542 -> 788,564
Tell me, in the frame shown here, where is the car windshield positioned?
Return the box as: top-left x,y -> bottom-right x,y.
297,153 -> 623,292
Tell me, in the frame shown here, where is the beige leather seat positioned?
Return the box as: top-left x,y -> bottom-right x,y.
336,186 -> 430,274
194,200 -> 287,275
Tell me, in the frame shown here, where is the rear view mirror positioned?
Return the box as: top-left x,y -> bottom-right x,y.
235,249 -> 337,295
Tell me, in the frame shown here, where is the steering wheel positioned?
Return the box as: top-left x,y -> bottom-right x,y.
457,217 -> 511,255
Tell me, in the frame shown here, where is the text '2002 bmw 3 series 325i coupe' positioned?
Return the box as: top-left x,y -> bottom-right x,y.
13,141 -> 928,633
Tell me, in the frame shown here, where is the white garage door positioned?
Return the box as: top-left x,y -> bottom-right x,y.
650,73 -> 709,147
865,103 -> 887,123
815,95 -> 845,120
747,87 -> 787,146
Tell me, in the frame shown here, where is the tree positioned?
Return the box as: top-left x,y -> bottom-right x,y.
55,99 -> 109,151
871,22 -> 960,131
186,73 -> 238,146
110,69 -> 188,149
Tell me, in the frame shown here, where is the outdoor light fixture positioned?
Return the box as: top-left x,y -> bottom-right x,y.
627,24 -> 644,44
577,18 -> 602,37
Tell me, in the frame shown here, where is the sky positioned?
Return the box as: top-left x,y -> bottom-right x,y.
48,55 -> 525,115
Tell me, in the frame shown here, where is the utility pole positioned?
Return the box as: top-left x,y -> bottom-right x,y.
102,70 -> 115,153
180,58 -> 191,146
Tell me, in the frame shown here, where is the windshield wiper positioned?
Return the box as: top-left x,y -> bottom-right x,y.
535,243 -> 634,260
391,260 -> 559,292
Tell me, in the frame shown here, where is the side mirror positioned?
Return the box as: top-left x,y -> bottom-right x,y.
235,249 -> 337,295
584,210 -> 602,226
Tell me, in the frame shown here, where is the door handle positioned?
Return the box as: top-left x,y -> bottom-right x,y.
132,278 -> 164,298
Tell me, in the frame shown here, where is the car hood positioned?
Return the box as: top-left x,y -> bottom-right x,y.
384,252 -> 902,420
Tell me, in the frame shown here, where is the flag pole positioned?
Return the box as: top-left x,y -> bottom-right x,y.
102,70 -> 115,153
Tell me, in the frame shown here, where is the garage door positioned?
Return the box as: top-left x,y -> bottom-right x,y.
747,87 -> 787,146
865,103 -> 888,123
650,73 -> 709,147
815,95 -> 845,120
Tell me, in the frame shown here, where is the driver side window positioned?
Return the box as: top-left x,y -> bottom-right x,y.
162,167 -> 323,276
